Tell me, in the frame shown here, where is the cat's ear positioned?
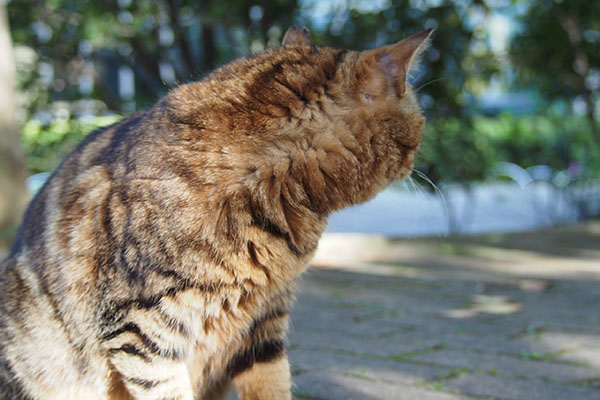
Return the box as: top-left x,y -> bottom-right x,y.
282,25 -> 318,53
356,29 -> 433,100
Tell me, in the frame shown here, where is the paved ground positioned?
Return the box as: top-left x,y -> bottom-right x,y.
2,220 -> 598,399
287,221 -> 600,399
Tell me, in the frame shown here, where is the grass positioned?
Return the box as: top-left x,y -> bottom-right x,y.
518,350 -> 546,361
292,388 -> 325,400
387,343 -> 447,362
568,375 -> 600,388
341,370 -> 378,383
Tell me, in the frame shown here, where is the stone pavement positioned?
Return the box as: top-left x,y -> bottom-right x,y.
2,221 -> 598,400
287,221 -> 600,400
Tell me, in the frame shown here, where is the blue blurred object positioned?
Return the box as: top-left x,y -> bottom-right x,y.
25,172 -> 50,194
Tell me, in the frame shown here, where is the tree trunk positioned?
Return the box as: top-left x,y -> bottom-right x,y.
202,24 -> 216,72
0,3 -> 28,251
554,6 -> 600,150
583,89 -> 600,152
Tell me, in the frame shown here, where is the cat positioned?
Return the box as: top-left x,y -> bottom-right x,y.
0,25 -> 432,400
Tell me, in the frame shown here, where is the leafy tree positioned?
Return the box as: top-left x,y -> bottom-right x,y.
304,0 -> 497,120
295,0 -> 499,185
8,0 -> 299,113
510,0 -> 600,150
8,0 -> 299,173
8,0 -> 500,185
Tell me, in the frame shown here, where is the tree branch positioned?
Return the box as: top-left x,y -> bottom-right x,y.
553,5 -> 599,148
165,0 -> 195,79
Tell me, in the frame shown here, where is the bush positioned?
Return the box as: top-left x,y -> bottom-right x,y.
22,114 -> 121,174
415,112 -> 600,185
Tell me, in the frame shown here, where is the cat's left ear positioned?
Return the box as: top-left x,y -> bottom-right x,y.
356,29 -> 433,100
282,25 -> 318,53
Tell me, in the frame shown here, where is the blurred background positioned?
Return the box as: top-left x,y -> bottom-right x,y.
2,5 -> 598,398
1,0 -> 599,249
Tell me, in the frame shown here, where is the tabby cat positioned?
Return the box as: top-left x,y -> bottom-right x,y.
0,26 -> 432,399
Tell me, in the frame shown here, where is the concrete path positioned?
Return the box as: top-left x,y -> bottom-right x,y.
3,220 -> 597,399
287,221 -> 600,399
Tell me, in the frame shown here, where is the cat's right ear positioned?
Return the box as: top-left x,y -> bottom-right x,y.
282,25 -> 318,53
356,29 -> 433,101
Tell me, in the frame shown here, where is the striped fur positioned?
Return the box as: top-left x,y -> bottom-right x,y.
0,27 -> 432,399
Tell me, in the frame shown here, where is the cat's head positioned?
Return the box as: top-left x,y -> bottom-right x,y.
277,26 -> 432,211
168,26 -> 432,215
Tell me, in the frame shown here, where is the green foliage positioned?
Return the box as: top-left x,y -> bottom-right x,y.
22,114 -> 121,174
8,0 -> 299,114
510,0 -> 600,99
417,117 -> 493,184
510,0 -> 600,146
8,0 -> 497,120
306,0 -> 498,119
9,0 -> 501,180
8,0 -> 599,192
416,112 -> 600,184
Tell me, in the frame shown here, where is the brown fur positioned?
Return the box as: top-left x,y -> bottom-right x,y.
0,27 -> 432,399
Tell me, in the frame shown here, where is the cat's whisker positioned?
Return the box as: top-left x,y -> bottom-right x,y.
397,180 -> 418,240
407,179 -> 423,240
415,77 -> 448,93
412,169 -> 450,238
406,175 -> 440,239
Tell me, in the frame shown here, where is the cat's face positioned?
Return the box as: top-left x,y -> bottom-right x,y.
167,27 -> 432,214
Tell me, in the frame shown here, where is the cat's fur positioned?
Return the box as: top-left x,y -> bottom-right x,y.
0,26 -> 432,400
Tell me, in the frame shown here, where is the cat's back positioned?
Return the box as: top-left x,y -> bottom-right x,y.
2,109 -> 164,320
0,112 -> 157,399
9,110 -> 153,260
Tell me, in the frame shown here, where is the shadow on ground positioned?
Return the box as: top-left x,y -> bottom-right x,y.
289,220 -> 600,399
